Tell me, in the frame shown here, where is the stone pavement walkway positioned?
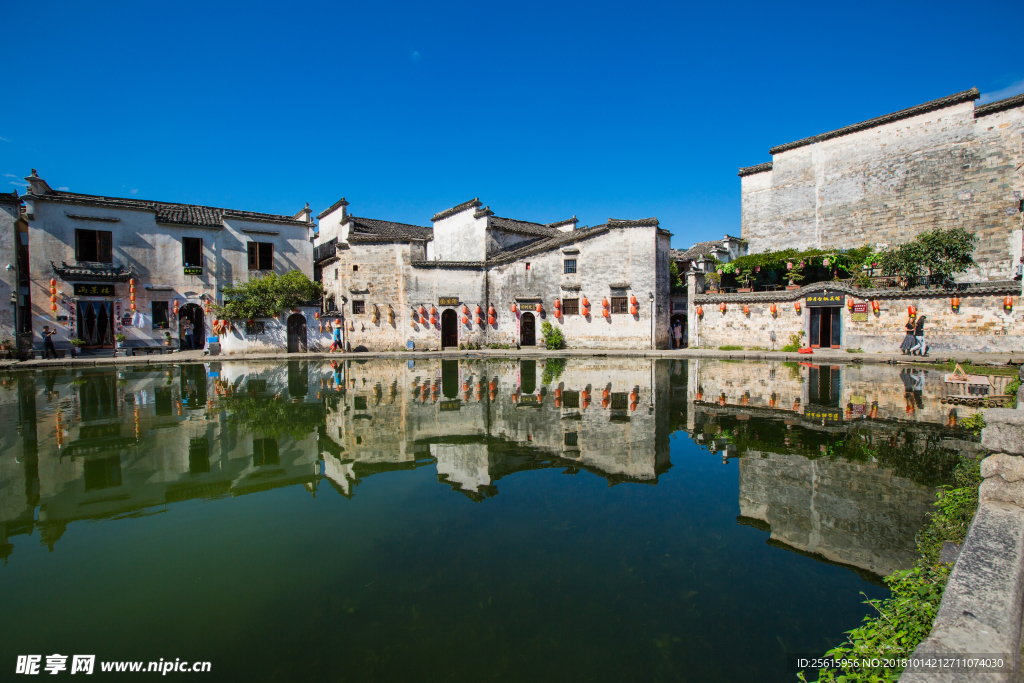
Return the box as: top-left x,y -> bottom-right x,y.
1,346 -> 1020,370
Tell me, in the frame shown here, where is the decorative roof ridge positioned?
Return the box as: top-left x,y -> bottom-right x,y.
546,216 -> 577,228
738,162 -> 773,177
486,225 -> 611,265
975,93 -> 1024,118
316,197 -> 349,220
431,198 -> 482,222
607,217 -> 659,227
0,189 -> 19,203
769,88 -> 981,156
474,206 -> 495,218
410,260 -> 487,269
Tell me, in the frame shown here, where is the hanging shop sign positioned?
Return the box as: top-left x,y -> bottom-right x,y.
851,303 -> 868,322
183,266 -> 203,276
438,297 -> 459,306
805,407 -> 843,422
73,283 -> 115,297
805,292 -> 845,307
439,400 -> 461,411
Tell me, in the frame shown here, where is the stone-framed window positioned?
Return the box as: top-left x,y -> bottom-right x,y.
563,259 -> 577,274
182,237 -> 203,268
334,268 -> 339,280
151,301 -> 169,329
610,392 -> 629,410
562,299 -> 580,316
564,431 -> 578,447
75,229 -> 113,263
247,242 -> 273,270
610,297 -> 629,314
562,391 -> 580,409
352,300 -> 365,315
353,265 -> 359,272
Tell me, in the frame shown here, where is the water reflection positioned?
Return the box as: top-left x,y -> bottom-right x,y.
0,357 -> 984,681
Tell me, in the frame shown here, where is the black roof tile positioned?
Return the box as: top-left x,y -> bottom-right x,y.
431,198 -> 482,222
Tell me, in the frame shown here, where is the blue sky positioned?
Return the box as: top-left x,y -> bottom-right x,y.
1,0 -> 1021,249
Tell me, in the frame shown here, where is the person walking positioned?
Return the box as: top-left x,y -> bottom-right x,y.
910,315 -> 928,356
899,316 -> 916,355
41,326 -> 57,359
183,319 -> 195,350
672,323 -> 682,350
330,320 -> 343,352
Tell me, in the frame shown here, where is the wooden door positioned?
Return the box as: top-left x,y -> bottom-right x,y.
441,310 -> 458,349
520,313 -> 536,346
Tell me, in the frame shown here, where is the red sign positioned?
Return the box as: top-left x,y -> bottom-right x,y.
852,303 -> 868,313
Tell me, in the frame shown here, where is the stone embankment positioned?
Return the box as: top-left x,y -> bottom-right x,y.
904,402 -> 1024,682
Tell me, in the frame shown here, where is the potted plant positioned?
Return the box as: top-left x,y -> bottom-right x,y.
786,263 -> 805,290
736,268 -> 754,293
704,272 -> 721,293
163,331 -> 173,347
114,333 -> 127,348
0,339 -> 13,351
69,338 -> 86,358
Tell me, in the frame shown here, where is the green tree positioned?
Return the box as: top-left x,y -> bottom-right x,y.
540,321 -> 566,350
878,229 -> 976,286
217,271 -> 323,319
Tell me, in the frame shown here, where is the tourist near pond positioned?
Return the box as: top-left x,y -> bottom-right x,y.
0,358 -> 993,681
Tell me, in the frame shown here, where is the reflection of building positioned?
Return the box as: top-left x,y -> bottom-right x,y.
319,357 -> 671,499
20,170 -> 315,352
315,198 -> 673,350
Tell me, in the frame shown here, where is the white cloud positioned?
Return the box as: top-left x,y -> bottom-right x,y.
130,188 -> 138,194
9,181 -> 28,187
2,173 -> 16,178
0,136 -> 9,142
57,186 -> 69,191
979,79 -> 1024,104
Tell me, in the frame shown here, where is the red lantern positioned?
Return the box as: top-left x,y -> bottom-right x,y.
475,305 -> 481,315
1004,296 -> 1014,311
794,301 -> 801,313
49,278 -> 56,288
430,306 -> 437,316
554,299 -> 561,310
511,303 -> 517,313
871,300 -> 879,313
908,305 -> 917,317
601,298 -> 609,308
462,316 -> 468,325
430,315 -> 436,325
630,305 -> 638,315
475,316 -> 482,325
488,316 -> 496,325
602,309 -> 610,317
50,295 -> 56,303
419,305 -> 426,316
581,297 -> 589,308
462,304 -> 469,315
419,315 -> 426,325
630,295 -> 637,306
695,306 -> 703,316
769,303 -> 777,315
173,300 -> 179,316
743,305 -> 750,315
488,305 -> 495,317
720,302 -> 726,313
951,297 -> 960,310
847,298 -> 854,311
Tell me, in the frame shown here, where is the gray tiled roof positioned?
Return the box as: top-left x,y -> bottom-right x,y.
317,197 -> 349,220
695,279 -> 1020,305
738,162 -> 773,177
675,240 -> 726,261
0,190 -> 19,204
976,92 -> 1024,117
431,198 -> 482,222
607,217 -> 659,227
769,88 -> 980,155
26,189 -> 311,228
488,216 -> 560,237
344,216 -> 433,242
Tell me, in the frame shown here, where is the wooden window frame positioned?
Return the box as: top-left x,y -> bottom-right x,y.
352,300 -> 365,315
182,237 -> 203,268
562,298 -> 580,316
151,301 -> 169,330
610,297 -> 629,314
75,229 -> 113,264
247,241 -> 274,271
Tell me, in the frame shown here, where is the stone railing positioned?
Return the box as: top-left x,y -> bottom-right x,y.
902,401 -> 1024,682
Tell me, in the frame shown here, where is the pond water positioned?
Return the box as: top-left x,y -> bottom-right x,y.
0,358 -> 983,681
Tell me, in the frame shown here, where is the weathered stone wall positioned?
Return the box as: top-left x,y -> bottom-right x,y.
0,196 -> 18,341
741,98 -> 1024,282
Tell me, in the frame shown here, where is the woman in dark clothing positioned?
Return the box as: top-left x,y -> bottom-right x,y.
910,315 -> 928,356
900,317 -> 916,354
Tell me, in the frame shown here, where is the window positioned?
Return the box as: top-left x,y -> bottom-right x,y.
83,456 -> 122,491
564,431 -> 579,447
354,396 -> 367,410
353,265 -> 359,272
152,301 -> 169,329
334,268 -> 339,280
182,237 -> 203,268
611,297 -> 629,314
189,439 -> 210,475
247,242 -> 274,270
352,300 -> 365,314
562,298 -> 580,316
525,263 -> 531,270
75,229 -> 113,263
564,259 -> 577,274
562,391 -> 580,409
252,438 -> 280,467
610,392 -> 629,410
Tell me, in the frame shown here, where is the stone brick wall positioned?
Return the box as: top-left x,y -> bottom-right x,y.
741,98 -> 1024,282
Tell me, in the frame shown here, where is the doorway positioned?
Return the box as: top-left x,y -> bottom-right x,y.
670,313 -> 687,349
809,307 -> 841,349
520,312 -> 536,347
441,309 -> 458,349
179,303 -> 205,351
76,301 -> 114,348
287,314 -> 307,353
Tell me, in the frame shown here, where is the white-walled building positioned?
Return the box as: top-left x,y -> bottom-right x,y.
21,171 -> 315,352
